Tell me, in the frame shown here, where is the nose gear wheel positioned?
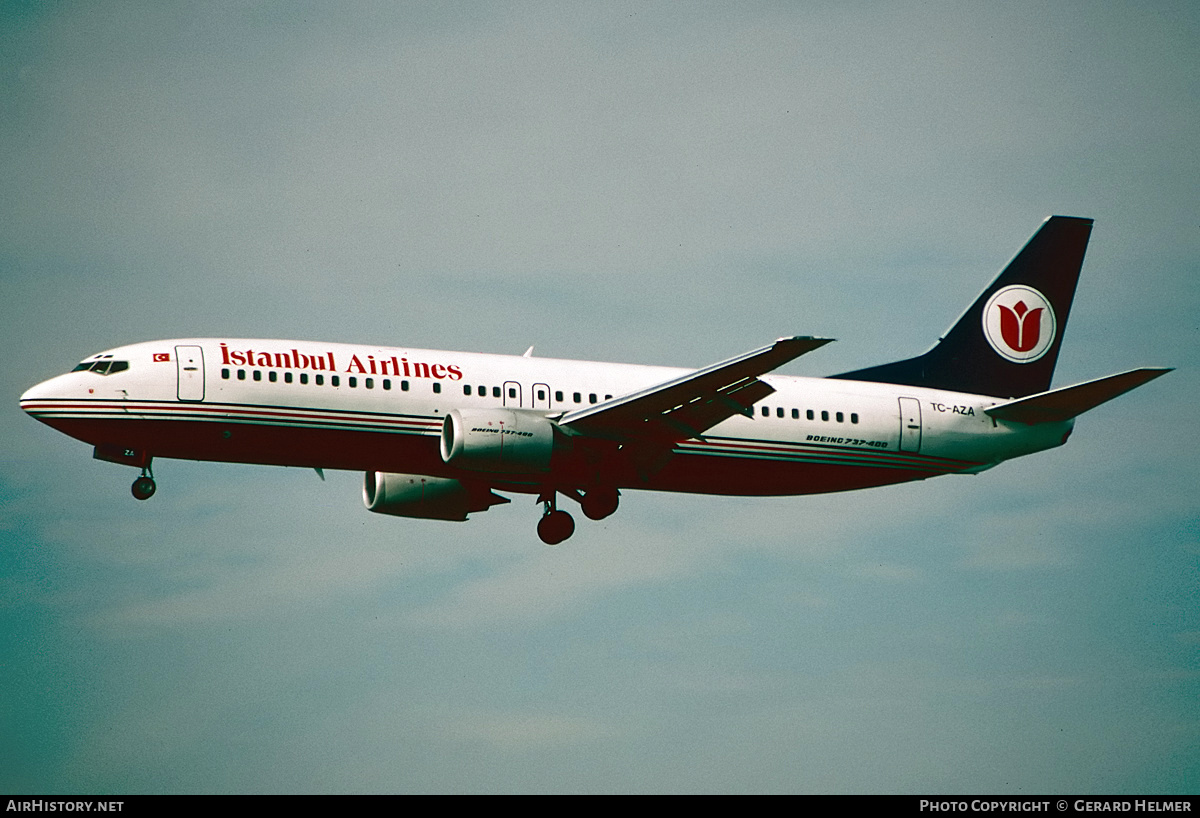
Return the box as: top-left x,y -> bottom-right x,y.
131,463 -> 156,500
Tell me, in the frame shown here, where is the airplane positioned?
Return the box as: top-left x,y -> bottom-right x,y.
20,216 -> 1170,544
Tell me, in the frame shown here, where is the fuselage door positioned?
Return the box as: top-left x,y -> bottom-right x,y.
503,381 -> 522,408
898,397 -> 921,452
176,345 -> 205,402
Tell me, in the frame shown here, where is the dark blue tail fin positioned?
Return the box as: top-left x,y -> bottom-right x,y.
831,216 -> 1093,398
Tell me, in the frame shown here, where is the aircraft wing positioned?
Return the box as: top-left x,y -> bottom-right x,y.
559,336 -> 833,442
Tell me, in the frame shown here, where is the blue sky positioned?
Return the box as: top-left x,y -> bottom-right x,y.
2,1 -> 1197,793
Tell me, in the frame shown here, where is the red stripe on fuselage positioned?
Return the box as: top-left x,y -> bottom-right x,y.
28,402 -> 957,497
20,399 -> 441,430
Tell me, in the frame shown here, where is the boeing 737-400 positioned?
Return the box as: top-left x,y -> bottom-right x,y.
20,217 -> 1170,543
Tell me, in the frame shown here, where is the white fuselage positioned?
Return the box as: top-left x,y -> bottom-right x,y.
20,338 -> 1072,498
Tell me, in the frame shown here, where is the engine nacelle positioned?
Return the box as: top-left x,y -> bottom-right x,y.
440,408 -> 561,474
363,472 -> 508,521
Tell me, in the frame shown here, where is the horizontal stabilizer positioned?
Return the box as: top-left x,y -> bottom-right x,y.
985,368 -> 1171,424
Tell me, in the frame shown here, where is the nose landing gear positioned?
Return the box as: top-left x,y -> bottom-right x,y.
131,464 -> 156,500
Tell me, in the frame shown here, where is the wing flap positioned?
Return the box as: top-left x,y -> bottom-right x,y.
985,367 -> 1171,424
561,336 -> 832,441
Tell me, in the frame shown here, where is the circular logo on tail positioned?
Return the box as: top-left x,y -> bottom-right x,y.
982,285 -> 1056,363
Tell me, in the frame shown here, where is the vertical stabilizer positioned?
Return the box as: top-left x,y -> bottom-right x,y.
831,216 -> 1093,398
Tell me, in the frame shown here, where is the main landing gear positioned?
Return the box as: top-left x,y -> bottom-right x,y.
580,486 -> 619,521
131,463 -> 156,500
536,487 -> 620,545
537,495 -> 575,546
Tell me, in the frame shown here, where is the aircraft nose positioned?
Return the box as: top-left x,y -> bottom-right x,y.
21,380 -> 50,415
20,374 -> 72,416
21,380 -> 48,406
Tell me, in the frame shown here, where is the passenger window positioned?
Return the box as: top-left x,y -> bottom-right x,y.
776,407 -> 784,418
821,411 -> 829,421
269,371 -> 277,383
401,380 -> 409,391
509,388 -> 517,399
222,368 -> 230,380
537,389 -> 546,401
366,378 -> 374,389
573,392 -> 582,403
492,386 -> 501,398
589,393 -> 597,404
851,413 -> 859,424
791,408 -> 799,419
555,391 -> 564,402
316,374 -> 324,386
332,376 -> 340,387
761,406 -> 769,417
433,382 -> 441,394
836,412 -> 844,423
806,409 -> 814,420
253,370 -> 261,381
237,370 -> 246,380
464,385 -> 472,396
383,379 -> 391,390
300,373 -> 308,385
284,372 -> 293,384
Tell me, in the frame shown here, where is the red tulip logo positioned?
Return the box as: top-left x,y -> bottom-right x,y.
998,300 -> 1043,352
982,285 -> 1055,363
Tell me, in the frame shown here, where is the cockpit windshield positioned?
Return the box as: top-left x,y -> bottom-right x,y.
72,357 -> 129,376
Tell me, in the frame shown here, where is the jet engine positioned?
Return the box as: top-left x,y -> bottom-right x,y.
363,472 -> 509,521
440,408 -> 564,474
